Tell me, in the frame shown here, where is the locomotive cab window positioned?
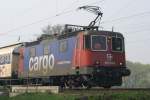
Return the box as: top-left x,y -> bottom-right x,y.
91,35 -> 107,51
29,47 -> 36,57
112,37 -> 123,51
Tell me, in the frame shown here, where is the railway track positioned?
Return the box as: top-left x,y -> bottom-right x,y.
61,88 -> 150,95
1,85 -> 150,96
63,87 -> 150,90
1,85 -> 150,92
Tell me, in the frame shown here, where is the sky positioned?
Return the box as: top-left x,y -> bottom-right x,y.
0,0 -> 149,64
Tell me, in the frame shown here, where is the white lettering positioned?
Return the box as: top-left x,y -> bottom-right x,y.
29,58 -> 34,71
29,54 -> 55,72
49,55 -> 54,69
34,57 -> 39,71
43,55 -> 48,69
38,56 -> 43,70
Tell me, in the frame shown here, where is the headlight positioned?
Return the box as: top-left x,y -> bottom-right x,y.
95,60 -> 100,65
120,62 -> 123,66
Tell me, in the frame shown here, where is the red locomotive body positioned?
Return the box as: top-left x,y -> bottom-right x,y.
72,30 -> 130,88
74,31 -> 126,67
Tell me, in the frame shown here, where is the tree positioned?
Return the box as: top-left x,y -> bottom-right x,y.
37,24 -> 64,40
42,25 -> 53,34
42,24 -> 64,35
122,61 -> 150,88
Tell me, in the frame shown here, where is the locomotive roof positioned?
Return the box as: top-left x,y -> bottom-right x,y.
25,24 -> 124,47
88,30 -> 124,37
24,29 -> 124,47
0,42 -> 22,49
57,30 -> 124,39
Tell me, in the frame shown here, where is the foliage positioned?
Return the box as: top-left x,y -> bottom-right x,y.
122,61 -> 150,88
1,92 -> 150,100
37,24 -> 64,40
42,24 -> 64,35
0,93 -> 75,100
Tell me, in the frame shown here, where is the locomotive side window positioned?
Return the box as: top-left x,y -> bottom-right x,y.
84,35 -> 91,49
29,47 -> 36,57
112,37 -> 123,51
59,40 -> 68,52
76,38 -> 80,49
91,35 -> 107,51
44,45 -> 49,55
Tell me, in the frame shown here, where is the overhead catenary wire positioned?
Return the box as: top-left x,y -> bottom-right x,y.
126,38 -> 150,45
83,0 -> 106,5
118,21 -> 150,30
125,27 -> 150,35
101,11 -> 150,24
106,0 -> 136,21
60,0 -> 79,11
0,9 -> 76,35
10,0 -> 46,17
0,0 -> 149,54
56,0 -> 105,14
0,0 -> 80,35
0,0 -> 149,46
0,0 -> 106,35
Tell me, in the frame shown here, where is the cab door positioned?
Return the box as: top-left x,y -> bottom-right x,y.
74,33 -> 83,67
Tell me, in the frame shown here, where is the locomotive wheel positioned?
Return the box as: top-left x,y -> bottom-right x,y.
67,79 -> 74,89
68,82 -> 73,89
81,81 -> 92,89
86,84 -> 92,89
103,85 -> 111,89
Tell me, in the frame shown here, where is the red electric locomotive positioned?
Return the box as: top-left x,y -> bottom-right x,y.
63,25 -> 130,88
68,6 -> 130,88
17,6 -> 130,88
0,6 -> 130,88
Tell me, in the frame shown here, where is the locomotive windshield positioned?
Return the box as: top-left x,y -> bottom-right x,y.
112,37 -> 123,51
91,35 -> 107,51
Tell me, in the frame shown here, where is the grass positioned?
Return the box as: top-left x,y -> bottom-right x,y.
0,91 -> 150,100
0,93 -> 76,100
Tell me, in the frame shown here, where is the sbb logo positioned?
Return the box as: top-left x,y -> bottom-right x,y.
29,54 -> 55,71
